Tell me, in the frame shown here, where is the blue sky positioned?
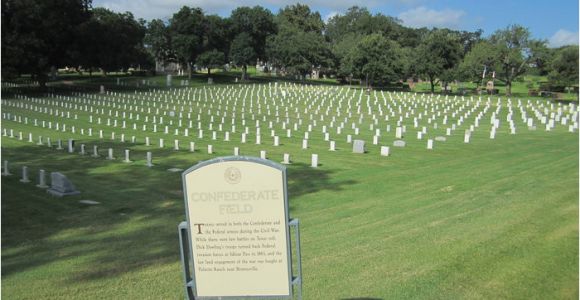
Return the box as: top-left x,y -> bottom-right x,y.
93,0 -> 579,47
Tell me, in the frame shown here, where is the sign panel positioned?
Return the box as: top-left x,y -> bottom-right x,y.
182,157 -> 292,298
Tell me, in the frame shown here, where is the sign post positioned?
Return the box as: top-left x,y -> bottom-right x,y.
179,156 -> 302,299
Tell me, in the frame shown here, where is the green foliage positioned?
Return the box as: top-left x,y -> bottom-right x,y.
341,33 -> 402,87
276,3 -> 324,33
203,15 -> 231,60
195,49 -> 225,75
458,41 -> 499,85
168,6 -> 205,77
229,32 -> 256,80
413,29 -> 463,92
77,8 -> 148,74
144,19 -> 172,61
266,4 -> 332,77
326,7 -> 402,44
1,0 -> 91,84
548,45 -> 579,88
488,25 -> 546,95
230,6 -> 276,60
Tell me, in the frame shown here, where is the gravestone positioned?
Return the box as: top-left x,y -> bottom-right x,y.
311,154 -> 318,167
47,172 -> 80,197
380,146 -> 390,157
19,166 -> 30,183
282,153 -> 291,164
80,200 -> 100,205
352,140 -> 365,154
146,152 -> 154,167
393,140 -> 406,147
124,149 -> 131,163
435,136 -> 447,142
36,169 -> 49,188
2,161 -> 12,176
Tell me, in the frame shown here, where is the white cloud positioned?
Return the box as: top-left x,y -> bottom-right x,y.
548,29 -> 579,48
398,6 -> 465,29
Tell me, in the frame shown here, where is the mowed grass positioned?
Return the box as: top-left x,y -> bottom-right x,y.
1,81 -> 578,299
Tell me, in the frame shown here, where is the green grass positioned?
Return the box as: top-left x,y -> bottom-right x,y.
1,79 -> 578,299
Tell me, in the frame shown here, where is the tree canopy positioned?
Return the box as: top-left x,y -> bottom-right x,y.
2,2 -> 577,94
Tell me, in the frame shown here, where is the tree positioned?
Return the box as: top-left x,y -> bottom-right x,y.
144,19 -> 173,63
413,29 -> 462,93
341,34 -> 403,88
196,49 -> 225,75
277,3 -> 324,33
332,33 -> 363,82
229,6 -> 276,80
548,45 -> 579,89
229,32 -> 256,80
458,41 -> 499,88
266,4 -> 332,78
488,25 -> 544,96
168,6 -> 205,78
1,0 -> 91,86
203,15 -> 231,61
76,8 -> 148,75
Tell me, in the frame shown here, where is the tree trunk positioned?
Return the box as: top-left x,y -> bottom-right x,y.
37,72 -> 47,89
365,73 -> 369,88
430,77 -> 435,93
506,81 -> 512,96
242,65 -> 248,81
188,63 -> 192,79
207,68 -> 211,76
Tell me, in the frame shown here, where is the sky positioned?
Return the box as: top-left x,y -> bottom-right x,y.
92,0 -> 579,48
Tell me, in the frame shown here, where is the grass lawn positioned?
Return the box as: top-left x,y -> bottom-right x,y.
1,77 -> 578,299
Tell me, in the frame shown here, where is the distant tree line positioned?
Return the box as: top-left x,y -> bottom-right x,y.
2,0 -> 578,94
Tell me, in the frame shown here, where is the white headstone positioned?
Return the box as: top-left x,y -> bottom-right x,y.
19,166 -> 30,183
380,146 -> 390,157
124,149 -> 132,163
427,139 -> 434,150
353,140 -> 365,153
2,161 -> 11,176
36,169 -> 49,188
311,154 -> 318,168
146,152 -> 154,167
282,153 -> 290,164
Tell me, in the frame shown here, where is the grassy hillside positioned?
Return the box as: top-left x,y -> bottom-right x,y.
1,79 -> 578,299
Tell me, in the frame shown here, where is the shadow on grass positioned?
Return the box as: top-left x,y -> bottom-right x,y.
1,142 -> 356,282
